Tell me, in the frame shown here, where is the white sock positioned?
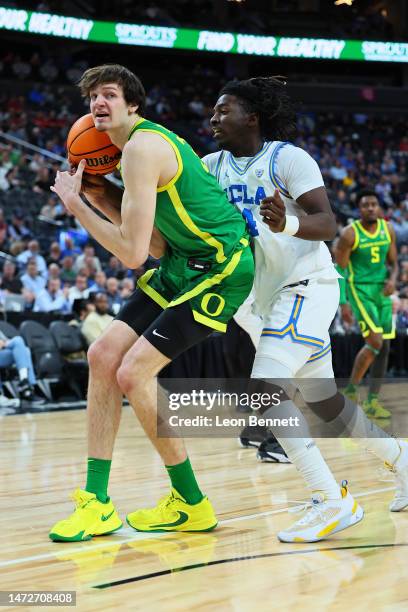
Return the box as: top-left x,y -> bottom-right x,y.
331,397 -> 400,465
274,436 -> 341,500
19,367 -> 28,382
252,359 -> 341,500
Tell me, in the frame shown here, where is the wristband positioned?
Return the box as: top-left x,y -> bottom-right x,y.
282,215 -> 300,236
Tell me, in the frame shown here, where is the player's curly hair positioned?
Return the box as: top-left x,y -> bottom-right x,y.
218,76 -> 297,141
355,189 -> 378,205
78,64 -> 146,116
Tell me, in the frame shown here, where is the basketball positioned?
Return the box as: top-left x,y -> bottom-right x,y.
66,113 -> 121,175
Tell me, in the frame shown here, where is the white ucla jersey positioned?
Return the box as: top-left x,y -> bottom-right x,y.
203,141 -> 338,316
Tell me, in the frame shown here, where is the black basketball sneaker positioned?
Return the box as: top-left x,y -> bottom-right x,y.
257,437 -> 291,463
239,423 -> 270,448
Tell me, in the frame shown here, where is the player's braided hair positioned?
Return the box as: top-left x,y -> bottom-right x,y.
219,76 -> 297,141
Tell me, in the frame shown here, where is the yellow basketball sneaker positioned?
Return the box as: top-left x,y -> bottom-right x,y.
49,489 -> 123,542
277,481 -> 364,543
344,385 -> 359,403
126,488 -> 217,532
363,397 -> 391,419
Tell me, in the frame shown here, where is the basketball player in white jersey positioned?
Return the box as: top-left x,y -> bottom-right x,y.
203,77 -> 408,543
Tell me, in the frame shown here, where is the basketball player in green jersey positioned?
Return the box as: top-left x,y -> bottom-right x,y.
335,190 -> 398,418
48,64 -> 254,541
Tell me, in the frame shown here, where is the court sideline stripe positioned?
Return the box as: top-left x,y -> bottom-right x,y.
94,543 -> 408,589
0,485 -> 396,569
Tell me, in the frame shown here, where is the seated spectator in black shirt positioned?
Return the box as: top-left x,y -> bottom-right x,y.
7,210 -> 31,242
0,260 -> 22,294
46,241 -> 62,266
104,255 -> 127,280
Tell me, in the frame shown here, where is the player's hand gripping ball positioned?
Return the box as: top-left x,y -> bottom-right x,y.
67,113 -> 121,175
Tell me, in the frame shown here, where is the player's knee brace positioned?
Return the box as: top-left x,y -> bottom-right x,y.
306,392 -> 345,424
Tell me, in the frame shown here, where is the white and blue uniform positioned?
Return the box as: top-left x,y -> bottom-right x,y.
203,141 -> 339,380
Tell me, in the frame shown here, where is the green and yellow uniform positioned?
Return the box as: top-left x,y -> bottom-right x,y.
128,119 -> 254,332
345,218 -> 395,339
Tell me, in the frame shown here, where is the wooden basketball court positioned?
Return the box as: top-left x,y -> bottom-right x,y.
1,393 -> 408,611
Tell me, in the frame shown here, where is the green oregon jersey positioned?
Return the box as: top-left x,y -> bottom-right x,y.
128,118 -> 248,262
345,219 -> 394,339
348,219 -> 391,288
125,118 -> 254,333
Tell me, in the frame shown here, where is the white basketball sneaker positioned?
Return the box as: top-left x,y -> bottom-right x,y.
278,481 -> 364,543
386,441 -> 408,512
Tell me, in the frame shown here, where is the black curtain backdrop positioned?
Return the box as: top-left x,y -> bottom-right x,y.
3,313 -> 407,379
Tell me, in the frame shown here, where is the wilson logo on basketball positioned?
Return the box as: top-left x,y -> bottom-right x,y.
87,152 -> 122,168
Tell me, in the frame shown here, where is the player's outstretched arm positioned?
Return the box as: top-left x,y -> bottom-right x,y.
384,222 -> 398,296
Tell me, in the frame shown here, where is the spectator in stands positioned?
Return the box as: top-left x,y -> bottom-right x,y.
40,194 -> 64,220
188,95 -> 206,117
104,254 -> 127,280
7,209 -> 31,242
73,243 -> 102,273
0,225 -> 10,253
68,273 -> 90,305
60,255 -> 76,285
8,240 -> 25,258
88,270 -> 106,294
70,298 -> 94,327
17,239 -> 47,278
77,257 -> 98,282
0,207 -> 7,233
33,165 -> 53,193
329,159 -> 347,182
375,175 -> 393,207
396,298 -> 408,331
120,277 -> 135,299
0,329 -> 38,401
0,260 -> 22,294
46,241 -> 62,266
21,258 -> 46,299
34,277 -> 71,313
61,236 -> 81,259
106,277 -> 123,315
81,292 -> 113,346
47,263 -> 61,281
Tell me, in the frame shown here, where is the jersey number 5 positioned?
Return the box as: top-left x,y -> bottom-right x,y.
370,246 -> 380,263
